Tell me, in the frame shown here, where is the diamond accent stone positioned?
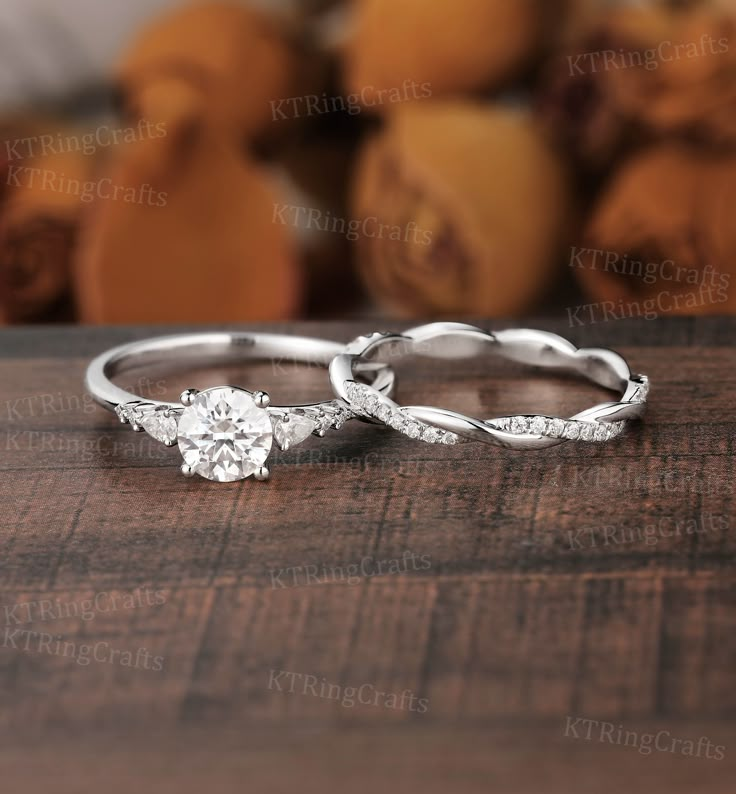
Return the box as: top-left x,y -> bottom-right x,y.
549,418 -> 565,438
421,426 -> 442,443
177,387 -> 272,482
117,403 -> 144,426
609,421 -> 625,438
593,423 -> 608,442
510,417 -> 530,434
633,376 -> 650,403
565,423 -> 581,440
314,414 -> 332,434
580,424 -> 594,441
389,414 -> 408,432
405,422 -> 422,439
345,383 -> 359,400
320,405 -> 349,430
272,414 -> 316,452
376,404 -> 391,422
139,409 -> 178,445
530,417 -> 547,435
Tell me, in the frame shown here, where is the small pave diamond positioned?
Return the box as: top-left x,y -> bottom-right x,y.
530,417 -> 547,435
319,407 -> 344,430
421,426 -> 442,443
609,422 -> 625,438
565,422 -> 580,440
580,424 -> 594,441
549,418 -> 565,438
376,404 -> 391,422
389,414 -> 408,432
346,383 -> 377,416
122,404 -> 144,426
511,417 -> 530,434
593,423 -> 608,442
390,409 -> 459,444
318,414 -> 334,433
405,422 -> 422,439
633,377 -> 650,403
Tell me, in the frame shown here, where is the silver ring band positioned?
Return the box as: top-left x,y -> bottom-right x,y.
86,332 -> 396,481
330,323 -> 649,449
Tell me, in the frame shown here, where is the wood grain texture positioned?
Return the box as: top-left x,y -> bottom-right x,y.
0,318 -> 733,793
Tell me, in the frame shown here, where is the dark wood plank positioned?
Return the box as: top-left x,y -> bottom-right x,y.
0,318 -> 734,793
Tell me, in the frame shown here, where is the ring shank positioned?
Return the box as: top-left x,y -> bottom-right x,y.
87,332 -> 394,412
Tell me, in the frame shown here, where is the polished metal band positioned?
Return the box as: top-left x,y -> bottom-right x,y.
330,323 -> 649,449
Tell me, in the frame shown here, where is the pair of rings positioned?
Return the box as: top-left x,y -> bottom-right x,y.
85,323 -> 649,483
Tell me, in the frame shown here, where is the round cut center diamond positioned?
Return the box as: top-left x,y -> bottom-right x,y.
177,387 -> 272,482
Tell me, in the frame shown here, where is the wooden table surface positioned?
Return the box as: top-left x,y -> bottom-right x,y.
0,318 -> 733,793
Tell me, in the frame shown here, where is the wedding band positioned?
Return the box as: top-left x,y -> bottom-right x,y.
330,323 -> 649,449
85,332 -> 395,482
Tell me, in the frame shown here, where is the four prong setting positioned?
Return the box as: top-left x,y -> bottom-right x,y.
176,386 -> 273,483
180,388 -> 199,407
254,465 -> 270,481
254,391 -> 271,409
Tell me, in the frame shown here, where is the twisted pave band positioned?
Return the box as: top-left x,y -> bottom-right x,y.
85,332 -> 396,482
330,323 -> 649,450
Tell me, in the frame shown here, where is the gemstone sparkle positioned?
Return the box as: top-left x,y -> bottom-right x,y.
272,414 -> 316,451
177,387 -> 272,482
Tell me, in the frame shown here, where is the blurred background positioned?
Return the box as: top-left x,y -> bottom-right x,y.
0,0 -> 734,325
